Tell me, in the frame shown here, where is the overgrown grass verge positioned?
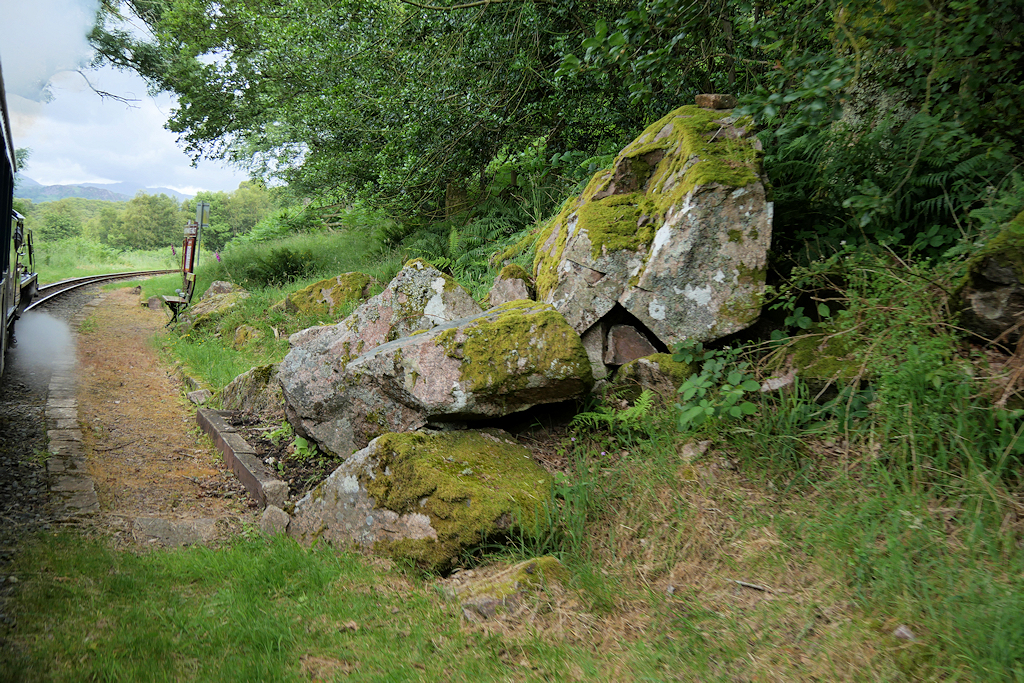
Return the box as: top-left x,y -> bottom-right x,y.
35,238 -> 180,283
14,208 -> 1024,679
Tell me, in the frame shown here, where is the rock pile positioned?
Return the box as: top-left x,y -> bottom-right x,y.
234,95 -> 772,569
280,298 -> 593,457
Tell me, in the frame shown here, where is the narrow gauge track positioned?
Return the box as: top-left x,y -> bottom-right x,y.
26,270 -> 176,312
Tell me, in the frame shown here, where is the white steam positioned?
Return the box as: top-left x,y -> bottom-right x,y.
12,312 -> 75,371
0,0 -> 101,102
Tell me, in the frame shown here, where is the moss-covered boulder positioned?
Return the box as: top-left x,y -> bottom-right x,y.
221,364 -> 284,417
287,430 -> 553,571
534,101 -> 771,348
488,263 -> 534,307
444,556 -> 568,620
612,353 -> 696,402
958,213 -> 1024,346
179,289 -> 250,331
287,258 -> 482,366
280,300 -> 593,457
282,272 -> 374,318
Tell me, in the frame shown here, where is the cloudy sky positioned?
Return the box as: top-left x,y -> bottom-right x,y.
0,0 -> 249,195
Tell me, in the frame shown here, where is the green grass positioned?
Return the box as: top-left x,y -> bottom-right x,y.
35,238 -> 180,284
0,533 -> 601,682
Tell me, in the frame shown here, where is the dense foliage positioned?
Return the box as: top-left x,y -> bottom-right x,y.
92,0 -> 1024,256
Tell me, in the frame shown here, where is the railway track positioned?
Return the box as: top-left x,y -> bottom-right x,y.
26,269 -> 176,312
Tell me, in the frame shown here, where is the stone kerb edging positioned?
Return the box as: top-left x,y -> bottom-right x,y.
196,408 -> 289,508
45,295 -> 102,519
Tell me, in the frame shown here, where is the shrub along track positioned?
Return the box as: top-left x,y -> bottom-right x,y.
75,287 -> 255,544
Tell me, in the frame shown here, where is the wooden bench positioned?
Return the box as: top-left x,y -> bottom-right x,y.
159,295 -> 189,325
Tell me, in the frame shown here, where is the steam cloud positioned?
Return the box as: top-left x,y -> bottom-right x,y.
11,312 -> 74,373
0,0 -> 101,102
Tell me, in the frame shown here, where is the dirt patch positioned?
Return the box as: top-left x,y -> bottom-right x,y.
76,288 -> 256,541
226,413 -> 345,500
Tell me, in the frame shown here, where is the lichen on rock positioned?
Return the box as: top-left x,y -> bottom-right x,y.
279,301 -> 593,457
532,102 -> 772,349
220,364 -> 285,417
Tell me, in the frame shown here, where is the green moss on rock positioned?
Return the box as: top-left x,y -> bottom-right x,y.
449,556 -> 568,604
532,105 -> 762,300
612,353 -> 696,402
965,211 -> 1024,284
786,332 -> 864,384
433,301 -> 593,395
363,430 -> 553,571
286,272 -> 373,317
497,263 -> 531,282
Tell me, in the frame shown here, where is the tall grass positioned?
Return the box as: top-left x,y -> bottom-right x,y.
35,238 -> 179,283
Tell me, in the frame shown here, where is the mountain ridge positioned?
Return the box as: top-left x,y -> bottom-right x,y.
14,177 -> 195,203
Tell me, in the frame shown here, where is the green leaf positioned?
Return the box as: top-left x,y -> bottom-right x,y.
817,303 -> 831,318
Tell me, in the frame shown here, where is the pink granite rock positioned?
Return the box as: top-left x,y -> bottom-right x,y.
280,301 -> 593,456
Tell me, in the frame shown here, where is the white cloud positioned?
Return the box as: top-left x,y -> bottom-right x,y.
0,0 -> 250,194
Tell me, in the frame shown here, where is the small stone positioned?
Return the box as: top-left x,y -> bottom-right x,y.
186,389 -> 213,405
260,505 -> 290,536
603,325 -> 657,366
892,624 -> 916,641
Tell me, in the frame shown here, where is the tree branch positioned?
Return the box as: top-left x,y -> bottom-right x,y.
76,70 -> 141,107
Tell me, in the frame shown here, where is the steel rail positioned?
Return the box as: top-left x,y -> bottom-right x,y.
26,269 -> 177,312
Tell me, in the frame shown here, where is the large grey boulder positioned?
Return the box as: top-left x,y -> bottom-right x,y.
959,215 -> 1024,346
534,101 -> 772,349
279,300 -> 593,457
287,430 -> 553,571
287,258 -> 482,361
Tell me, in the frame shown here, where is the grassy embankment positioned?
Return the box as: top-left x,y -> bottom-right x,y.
3,217 -> 1023,682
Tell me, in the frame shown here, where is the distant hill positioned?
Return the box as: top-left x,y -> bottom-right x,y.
79,182 -> 195,203
14,177 -> 196,203
15,182 -> 132,203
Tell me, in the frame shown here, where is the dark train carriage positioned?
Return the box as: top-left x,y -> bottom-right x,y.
1,63 -> 16,377
1,62 -> 37,377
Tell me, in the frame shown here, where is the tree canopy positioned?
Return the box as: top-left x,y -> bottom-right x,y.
92,0 -> 1024,252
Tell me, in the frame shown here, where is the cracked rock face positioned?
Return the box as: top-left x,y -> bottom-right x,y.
286,258 -> 483,359
534,103 -> 773,349
279,301 -> 593,457
287,430 -> 552,571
